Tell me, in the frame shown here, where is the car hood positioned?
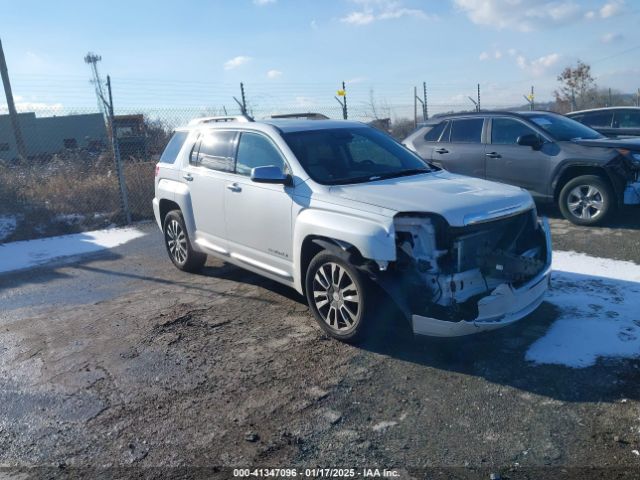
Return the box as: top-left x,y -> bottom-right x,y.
572,137 -> 640,151
328,170 -> 534,227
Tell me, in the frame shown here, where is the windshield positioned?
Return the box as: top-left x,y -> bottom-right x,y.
522,113 -> 604,141
283,127 -> 434,185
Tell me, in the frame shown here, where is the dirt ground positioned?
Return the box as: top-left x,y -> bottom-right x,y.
1,206 -> 640,479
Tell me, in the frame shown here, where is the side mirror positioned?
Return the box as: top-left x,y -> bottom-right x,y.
250,165 -> 292,185
517,133 -> 543,150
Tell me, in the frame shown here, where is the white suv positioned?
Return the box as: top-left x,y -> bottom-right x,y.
153,115 -> 552,342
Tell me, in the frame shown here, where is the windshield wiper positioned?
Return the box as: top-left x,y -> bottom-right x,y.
373,168 -> 433,180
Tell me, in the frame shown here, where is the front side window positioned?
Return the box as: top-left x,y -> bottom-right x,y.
581,111 -> 613,128
235,132 -> 286,176
491,118 -> 537,145
614,110 -> 640,128
283,127 -> 433,185
449,118 -> 484,143
523,112 -> 603,141
194,130 -> 237,172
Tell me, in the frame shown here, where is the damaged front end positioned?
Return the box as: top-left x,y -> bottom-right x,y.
382,209 -> 552,337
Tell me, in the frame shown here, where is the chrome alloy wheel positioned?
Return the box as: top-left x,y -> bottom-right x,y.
166,219 -> 188,264
312,262 -> 361,332
567,185 -> 604,221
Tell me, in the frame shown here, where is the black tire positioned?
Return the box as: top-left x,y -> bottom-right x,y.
305,251 -> 371,343
163,210 -> 207,272
558,175 -> 616,226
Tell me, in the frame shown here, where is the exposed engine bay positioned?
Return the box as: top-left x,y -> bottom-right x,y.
387,209 -> 549,323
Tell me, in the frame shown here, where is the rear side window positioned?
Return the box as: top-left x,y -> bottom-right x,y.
424,122 -> 447,142
614,110 -> 640,128
193,130 -> 237,172
580,111 -> 613,128
235,132 -> 286,176
159,131 -> 188,163
491,118 -> 536,145
450,118 -> 484,143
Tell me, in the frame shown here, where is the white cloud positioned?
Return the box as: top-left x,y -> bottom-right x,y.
224,56 -> 251,70
494,50 -> 503,59
586,0 -> 625,19
479,51 -> 490,61
253,0 -> 276,5
340,0 -> 435,25
346,76 -> 367,84
295,96 -> 315,108
601,32 -> 624,43
1,96 -> 64,115
479,49 -> 503,61
266,69 -> 282,79
600,0 -> 624,17
310,19 -> 318,29
454,0 -> 583,32
516,52 -> 561,76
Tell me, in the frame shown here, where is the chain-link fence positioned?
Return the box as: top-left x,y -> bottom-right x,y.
0,104 -> 425,242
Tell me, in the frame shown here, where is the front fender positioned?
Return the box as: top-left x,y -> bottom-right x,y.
293,208 -> 396,292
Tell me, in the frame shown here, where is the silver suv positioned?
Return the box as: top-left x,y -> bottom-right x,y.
153,115 -> 552,342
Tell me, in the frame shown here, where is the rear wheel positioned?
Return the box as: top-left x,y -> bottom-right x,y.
163,210 -> 206,272
305,252 -> 371,343
558,175 -> 615,226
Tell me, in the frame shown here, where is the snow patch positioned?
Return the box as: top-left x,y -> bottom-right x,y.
0,215 -> 17,242
372,421 -> 398,432
0,226 -> 146,273
526,251 -> 640,368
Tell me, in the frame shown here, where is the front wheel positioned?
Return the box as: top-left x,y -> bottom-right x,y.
305,252 -> 371,343
558,175 -> 615,226
163,210 -> 207,272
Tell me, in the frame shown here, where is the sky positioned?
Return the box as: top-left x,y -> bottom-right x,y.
1,0 -> 639,120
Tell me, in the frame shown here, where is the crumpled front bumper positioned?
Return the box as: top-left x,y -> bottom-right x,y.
411,217 -> 552,337
623,181 -> 640,205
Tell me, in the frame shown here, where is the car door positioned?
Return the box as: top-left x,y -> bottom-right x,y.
485,117 -> 551,194
182,129 -> 238,254
431,118 -> 486,178
409,120 -> 448,162
224,131 -> 294,280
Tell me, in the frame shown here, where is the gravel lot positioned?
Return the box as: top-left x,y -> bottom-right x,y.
1,205 -> 640,479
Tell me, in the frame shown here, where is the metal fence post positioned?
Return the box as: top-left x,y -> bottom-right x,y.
106,75 -> 131,225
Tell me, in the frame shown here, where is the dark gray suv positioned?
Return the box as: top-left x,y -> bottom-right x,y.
403,111 -> 640,226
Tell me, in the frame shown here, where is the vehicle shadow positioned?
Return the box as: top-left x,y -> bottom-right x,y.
201,259 -> 640,403
358,270 -> 640,403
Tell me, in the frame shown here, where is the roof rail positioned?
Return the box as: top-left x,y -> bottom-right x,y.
270,112 -> 330,120
188,115 -> 254,126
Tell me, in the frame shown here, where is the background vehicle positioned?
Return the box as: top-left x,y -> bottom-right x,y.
567,107 -> 640,138
403,111 -> 640,226
154,116 -> 551,342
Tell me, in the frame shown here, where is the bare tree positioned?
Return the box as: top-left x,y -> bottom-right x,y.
554,60 -> 596,112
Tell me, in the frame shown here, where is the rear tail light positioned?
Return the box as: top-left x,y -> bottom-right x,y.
155,164 -> 160,177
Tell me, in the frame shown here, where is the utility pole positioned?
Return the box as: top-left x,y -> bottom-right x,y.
334,81 -> 348,120
477,83 -> 481,112
608,87 -> 612,107
414,86 -> 426,125
0,38 -> 28,160
423,82 -> 428,121
84,52 -> 107,119
106,76 -> 131,225
637,88 -> 640,107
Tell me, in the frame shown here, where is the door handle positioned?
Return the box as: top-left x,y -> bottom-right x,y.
226,183 -> 241,192
485,152 -> 502,159
435,148 -> 449,154
183,173 -> 193,181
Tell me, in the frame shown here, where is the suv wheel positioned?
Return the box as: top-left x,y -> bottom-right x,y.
163,210 -> 207,272
558,175 -> 615,226
305,251 -> 370,343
